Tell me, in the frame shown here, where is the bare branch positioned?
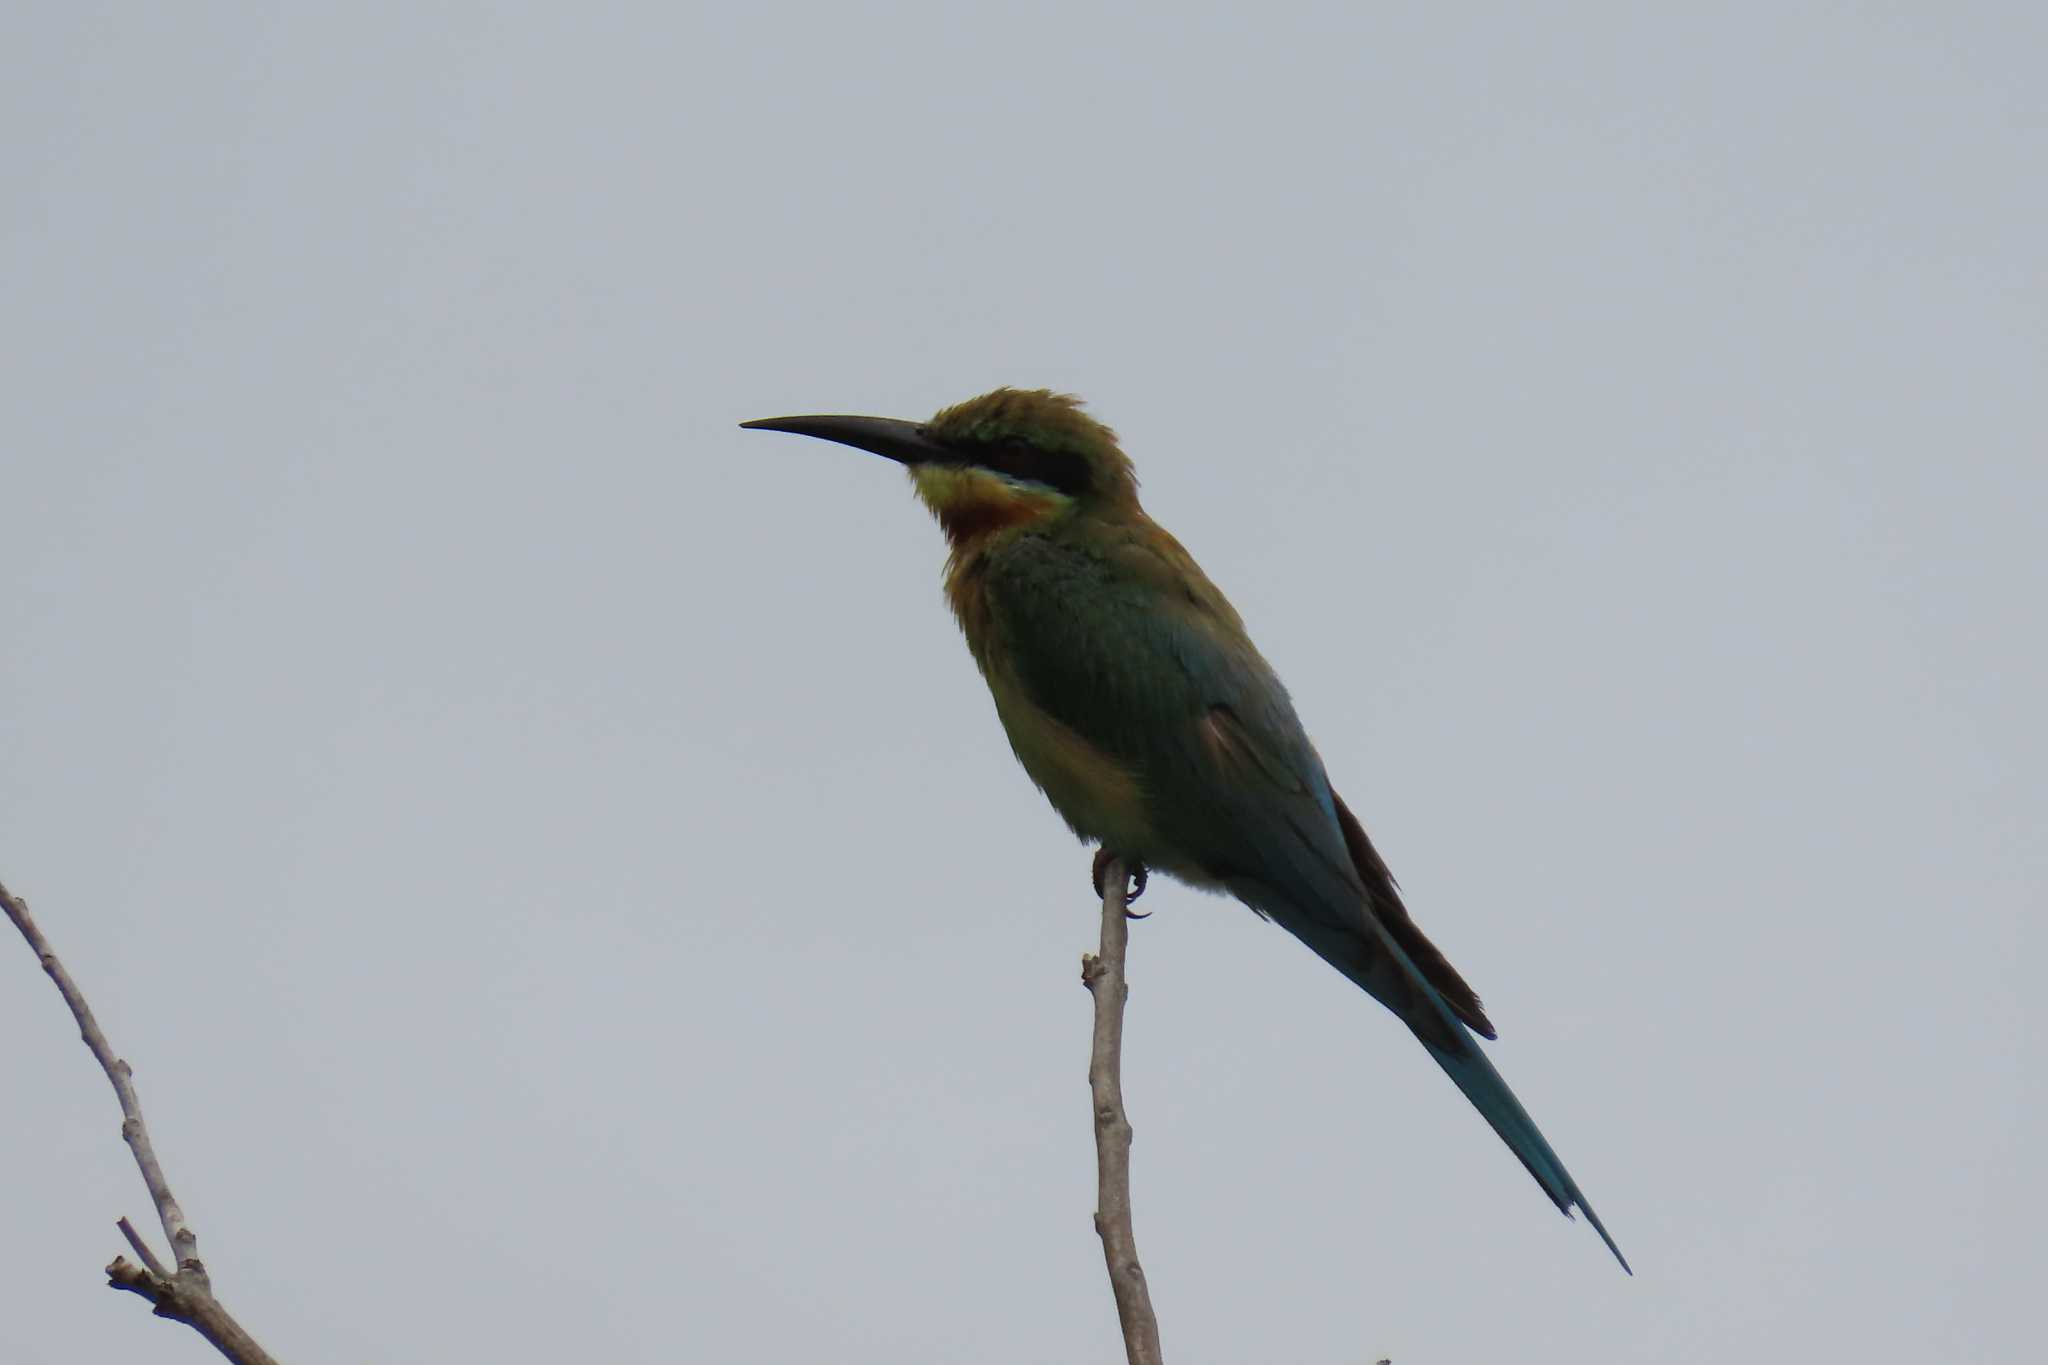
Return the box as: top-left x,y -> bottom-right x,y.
117,1215 -> 171,1280
1080,856 -> 1164,1365
3,878 -> 280,1365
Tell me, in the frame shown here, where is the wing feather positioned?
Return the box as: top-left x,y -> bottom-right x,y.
982,530 -> 1493,1036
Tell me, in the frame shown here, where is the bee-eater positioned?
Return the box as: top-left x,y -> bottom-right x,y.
742,388 -> 1628,1271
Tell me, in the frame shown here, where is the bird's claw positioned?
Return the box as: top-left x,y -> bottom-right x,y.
1090,850 -> 1151,918
1123,862 -> 1151,918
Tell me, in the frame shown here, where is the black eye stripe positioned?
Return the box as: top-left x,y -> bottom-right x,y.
972,438 -> 1091,496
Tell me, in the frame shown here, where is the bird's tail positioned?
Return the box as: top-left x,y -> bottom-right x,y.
1415,1023 -> 1631,1273
1254,893 -> 1630,1273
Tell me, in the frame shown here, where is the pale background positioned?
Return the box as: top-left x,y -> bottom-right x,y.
3,4 -> 2041,1362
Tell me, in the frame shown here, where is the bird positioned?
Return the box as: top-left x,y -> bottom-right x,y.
741,387 -> 1628,1272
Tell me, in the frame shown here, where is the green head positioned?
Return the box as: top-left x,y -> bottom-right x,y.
742,387 -> 1138,544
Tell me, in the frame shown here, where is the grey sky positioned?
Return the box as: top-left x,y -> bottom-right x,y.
4,3 -> 2041,1361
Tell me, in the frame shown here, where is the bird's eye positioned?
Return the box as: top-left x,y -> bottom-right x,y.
975,434 -> 1089,497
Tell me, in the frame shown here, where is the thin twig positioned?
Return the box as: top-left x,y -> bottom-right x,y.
1080,856 -> 1164,1365
117,1215 -> 171,1280
3,877 -> 280,1365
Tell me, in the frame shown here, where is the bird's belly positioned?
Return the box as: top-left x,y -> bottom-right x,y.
988,685 -> 1224,891
991,688 -> 1153,850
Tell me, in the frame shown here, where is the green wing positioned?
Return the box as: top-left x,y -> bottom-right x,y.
982,526 -> 1493,1037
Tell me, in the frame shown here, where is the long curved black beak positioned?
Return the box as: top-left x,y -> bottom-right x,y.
739,413 -> 949,467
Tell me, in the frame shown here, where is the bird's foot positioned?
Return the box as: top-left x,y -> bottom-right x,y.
1090,849 -> 1151,918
